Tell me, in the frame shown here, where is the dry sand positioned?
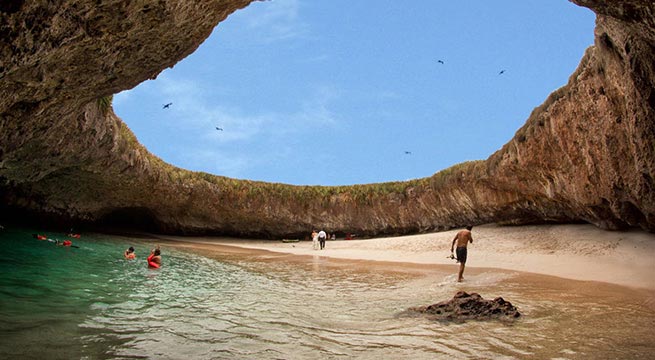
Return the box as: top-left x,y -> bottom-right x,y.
159,224 -> 655,290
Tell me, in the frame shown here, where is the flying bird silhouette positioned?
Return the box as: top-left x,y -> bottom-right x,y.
437,59 -> 444,64
162,102 -> 172,109
215,127 -> 223,131
404,151 -> 412,155
498,70 -> 506,75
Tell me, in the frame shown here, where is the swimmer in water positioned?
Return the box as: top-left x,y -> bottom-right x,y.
147,245 -> 161,268
124,246 -> 136,260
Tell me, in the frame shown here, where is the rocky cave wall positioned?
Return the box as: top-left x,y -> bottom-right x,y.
0,0 -> 653,237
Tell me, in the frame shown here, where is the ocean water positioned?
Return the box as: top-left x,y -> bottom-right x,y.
1,227 -> 654,359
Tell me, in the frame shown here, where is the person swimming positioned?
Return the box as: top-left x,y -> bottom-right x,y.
147,246 -> 161,268
54,239 -> 78,248
124,246 -> 136,260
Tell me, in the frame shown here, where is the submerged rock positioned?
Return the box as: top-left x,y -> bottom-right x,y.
409,291 -> 521,322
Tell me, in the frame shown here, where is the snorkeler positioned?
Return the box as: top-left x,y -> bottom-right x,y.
124,246 -> 136,260
54,239 -> 78,248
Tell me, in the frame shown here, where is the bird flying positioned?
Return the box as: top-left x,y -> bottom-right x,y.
404,151 -> 412,155
162,102 -> 172,109
215,127 -> 223,131
498,70 -> 505,75
437,59 -> 444,64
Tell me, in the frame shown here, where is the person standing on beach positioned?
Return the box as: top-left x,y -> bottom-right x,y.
318,230 -> 327,250
311,230 -> 319,250
450,226 -> 473,282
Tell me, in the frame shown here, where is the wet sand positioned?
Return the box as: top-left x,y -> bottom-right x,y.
155,224 -> 655,291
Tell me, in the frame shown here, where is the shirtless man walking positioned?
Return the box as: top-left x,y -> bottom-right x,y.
450,226 -> 473,282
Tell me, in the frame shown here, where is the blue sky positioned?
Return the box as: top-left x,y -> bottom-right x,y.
114,0 -> 595,186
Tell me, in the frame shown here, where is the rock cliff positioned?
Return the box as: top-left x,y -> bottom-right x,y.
1,0 -> 653,237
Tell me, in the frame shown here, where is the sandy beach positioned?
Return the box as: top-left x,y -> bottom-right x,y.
159,224 -> 655,290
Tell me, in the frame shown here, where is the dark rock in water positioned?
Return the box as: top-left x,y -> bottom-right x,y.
409,291 -> 521,322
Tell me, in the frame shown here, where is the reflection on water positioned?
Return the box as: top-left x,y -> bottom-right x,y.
1,228 -> 654,359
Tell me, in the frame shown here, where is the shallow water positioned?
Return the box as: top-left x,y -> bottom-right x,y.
1,227 -> 654,359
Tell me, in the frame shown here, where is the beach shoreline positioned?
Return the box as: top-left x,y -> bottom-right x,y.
156,224 -> 655,291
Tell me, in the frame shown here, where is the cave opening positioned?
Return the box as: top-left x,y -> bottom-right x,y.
97,207 -> 161,233
112,0 -> 595,186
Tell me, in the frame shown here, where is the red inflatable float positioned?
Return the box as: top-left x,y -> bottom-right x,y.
147,253 -> 160,269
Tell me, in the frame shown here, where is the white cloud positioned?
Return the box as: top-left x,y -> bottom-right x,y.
112,89 -> 133,108
293,85 -> 339,127
297,54 -> 329,64
154,74 -> 339,142
240,0 -> 308,43
151,75 -> 258,140
173,147 -> 252,179
137,73 -> 342,178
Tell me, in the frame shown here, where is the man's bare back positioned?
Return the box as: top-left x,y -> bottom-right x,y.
453,229 -> 473,248
450,226 -> 473,282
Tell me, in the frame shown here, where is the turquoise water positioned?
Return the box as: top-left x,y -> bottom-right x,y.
1,227 -> 654,359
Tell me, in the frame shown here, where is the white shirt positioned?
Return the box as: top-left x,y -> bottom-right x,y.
318,230 -> 327,239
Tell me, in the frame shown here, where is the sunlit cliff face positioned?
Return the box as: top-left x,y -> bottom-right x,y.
0,0 -> 653,237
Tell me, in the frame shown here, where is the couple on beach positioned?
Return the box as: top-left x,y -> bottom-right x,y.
311,230 -> 327,250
